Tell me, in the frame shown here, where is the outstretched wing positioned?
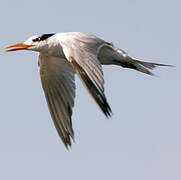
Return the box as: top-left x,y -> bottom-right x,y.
58,33 -> 112,117
38,54 -> 75,148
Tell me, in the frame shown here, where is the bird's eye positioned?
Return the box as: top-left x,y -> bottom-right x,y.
32,37 -> 41,42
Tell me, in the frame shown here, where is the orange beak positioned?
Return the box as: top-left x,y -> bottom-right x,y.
5,42 -> 33,52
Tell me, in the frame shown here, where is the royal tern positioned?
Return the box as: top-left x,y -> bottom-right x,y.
5,32 -> 170,148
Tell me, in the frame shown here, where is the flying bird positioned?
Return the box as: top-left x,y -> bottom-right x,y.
5,32 -> 170,148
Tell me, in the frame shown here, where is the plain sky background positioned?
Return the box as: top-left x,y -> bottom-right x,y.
0,0 -> 180,180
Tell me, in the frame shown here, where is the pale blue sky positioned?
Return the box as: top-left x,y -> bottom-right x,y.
0,0 -> 180,180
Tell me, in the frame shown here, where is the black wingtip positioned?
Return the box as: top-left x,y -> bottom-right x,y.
100,94 -> 112,118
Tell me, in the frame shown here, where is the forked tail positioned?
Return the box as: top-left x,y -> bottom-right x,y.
129,58 -> 173,75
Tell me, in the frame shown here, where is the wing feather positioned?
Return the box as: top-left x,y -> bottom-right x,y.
58,33 -> 112,117
39,54 -> 75,148
45,90 -> 71,147
70,56 -> 112,117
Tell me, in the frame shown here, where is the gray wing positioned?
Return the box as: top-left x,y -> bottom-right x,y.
38,54 -> 75,148
59,33 -> 112,117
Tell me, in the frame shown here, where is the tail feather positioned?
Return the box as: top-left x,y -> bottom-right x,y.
133,58 -> 172,69
124,57 -> 172,76
133,63 -> 154,75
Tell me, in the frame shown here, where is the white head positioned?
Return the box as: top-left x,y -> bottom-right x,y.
5,33 -> 55,53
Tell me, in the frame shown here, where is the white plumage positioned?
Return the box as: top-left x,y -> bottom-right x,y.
5,32 -> 170,148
